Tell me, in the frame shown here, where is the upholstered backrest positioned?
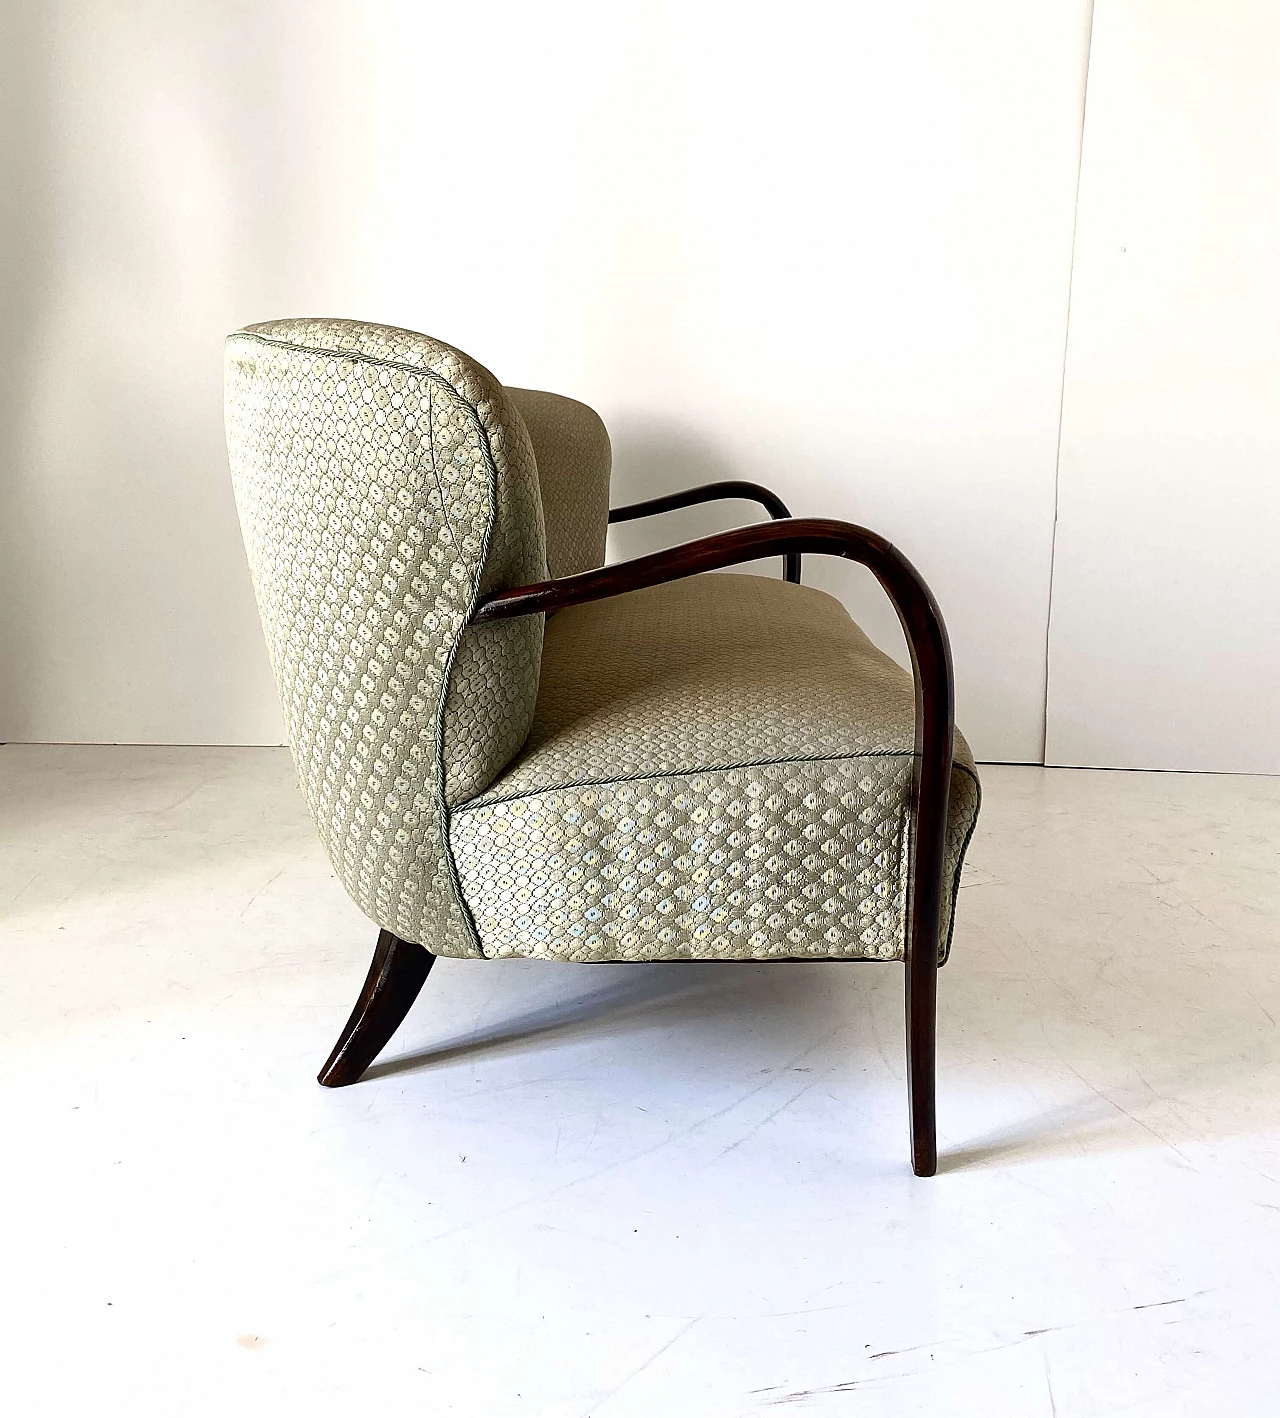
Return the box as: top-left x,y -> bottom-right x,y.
224,319 -> 547,956
506,388 -> 611,579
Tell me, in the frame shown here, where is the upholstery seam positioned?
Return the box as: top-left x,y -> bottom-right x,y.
455,751 -> 979,813
435,400 -> 506,960
426,379 -> 463,562
232,328 -> 481,397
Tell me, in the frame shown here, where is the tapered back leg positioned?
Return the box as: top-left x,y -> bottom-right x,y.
318,931 -> 435,1087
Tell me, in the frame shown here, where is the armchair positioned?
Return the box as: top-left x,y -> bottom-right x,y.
225,319 -> 980,1175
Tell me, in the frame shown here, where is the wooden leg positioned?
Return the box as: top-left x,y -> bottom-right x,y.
905,919 -> 939,1177
904,754 -> 950,1177
473,517 -> 958,1175
317,929 -> 435,1087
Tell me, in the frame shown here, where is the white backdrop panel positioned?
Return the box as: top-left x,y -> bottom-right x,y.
1046,0 -> 1280,773
0,1 -> 1092,756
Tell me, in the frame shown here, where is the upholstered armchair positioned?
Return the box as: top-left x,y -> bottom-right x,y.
224,319 -> 980,1175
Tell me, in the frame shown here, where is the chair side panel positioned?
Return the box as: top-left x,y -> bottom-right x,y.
224,322 -> 545,955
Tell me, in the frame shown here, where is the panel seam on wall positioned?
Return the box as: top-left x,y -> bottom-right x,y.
1041,0 -> 1098,764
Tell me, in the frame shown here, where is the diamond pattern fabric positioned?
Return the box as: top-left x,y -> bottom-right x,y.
226,319 -> 980,967
507,388 -> 612,579
450,574 -> 980,963
225,320 -> 546,957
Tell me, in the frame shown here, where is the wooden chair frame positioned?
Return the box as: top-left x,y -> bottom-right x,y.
318,495 -> 954,1178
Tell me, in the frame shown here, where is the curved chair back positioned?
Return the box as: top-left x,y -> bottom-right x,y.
225,319 -> 549,956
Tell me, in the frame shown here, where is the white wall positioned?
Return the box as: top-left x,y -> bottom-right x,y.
1046,0 -> 1280,773
4,2 -> 1090,758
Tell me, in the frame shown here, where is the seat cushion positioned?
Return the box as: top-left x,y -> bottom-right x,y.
506,388 -> 611,580
449,573 -> 980,963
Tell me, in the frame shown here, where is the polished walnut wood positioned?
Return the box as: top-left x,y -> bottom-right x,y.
608,479 -> 801,583
473,517 -> 954,1176
318,930 -> 435,1087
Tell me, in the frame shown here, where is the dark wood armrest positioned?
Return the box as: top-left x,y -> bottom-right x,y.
472,515 -> 954,1176
608,479 -> 800,583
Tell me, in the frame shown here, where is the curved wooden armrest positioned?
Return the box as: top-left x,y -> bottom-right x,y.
473,517 -> 953,1175
608,479 -> 801,584
475,517 -> 951,1171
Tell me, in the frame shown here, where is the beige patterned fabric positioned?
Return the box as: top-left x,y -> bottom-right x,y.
507,388 -> 611,579
226,319 -> 980,967
225,319 -> 546,957
450,574 -> 981,964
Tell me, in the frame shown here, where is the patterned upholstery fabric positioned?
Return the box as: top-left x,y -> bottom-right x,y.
507,388 -> 611,579
226,318 -> 980,967
225,319 -> 547,957
450,574 -> 981,963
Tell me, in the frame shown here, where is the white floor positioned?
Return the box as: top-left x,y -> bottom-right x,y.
1,748 -> 1277,1417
